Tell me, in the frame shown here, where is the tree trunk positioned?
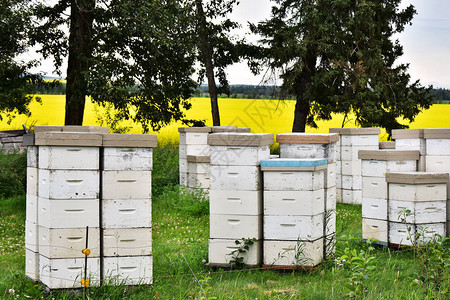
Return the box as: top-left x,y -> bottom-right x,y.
195,0 -> 220,126
292,52 -> 317,132
65,0 -> 94,125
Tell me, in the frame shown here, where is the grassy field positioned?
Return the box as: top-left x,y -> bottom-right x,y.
1,146 -> 450,299
2,95 -> 450,141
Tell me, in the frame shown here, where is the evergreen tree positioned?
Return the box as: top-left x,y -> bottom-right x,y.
251,0 -> 433,134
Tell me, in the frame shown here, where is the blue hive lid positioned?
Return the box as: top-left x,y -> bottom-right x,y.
261,158 -> 328,168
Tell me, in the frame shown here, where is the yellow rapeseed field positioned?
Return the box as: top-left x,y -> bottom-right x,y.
1,95 -> 450,142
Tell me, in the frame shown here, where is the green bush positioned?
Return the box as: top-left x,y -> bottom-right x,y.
0,149 -> 27,199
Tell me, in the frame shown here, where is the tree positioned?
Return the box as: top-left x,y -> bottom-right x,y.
31,0 -> 200,131
194,0 -> 242,126
0,0 -> 42,124
251,0 -> 433,134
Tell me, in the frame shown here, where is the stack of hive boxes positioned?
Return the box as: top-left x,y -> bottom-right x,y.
329,128 -> 380,204
392,129 -> 426,171
207,132 -> 273,266
102,134 -> 155,285
386,172 -> 448,246
423,129 -> 450,235
25,127 -> 106,288
261,158 -> 329,267
276,133 -> 339,257
178,127 -> 250,192
24,126 -> 156,289
359,150 -> 419,245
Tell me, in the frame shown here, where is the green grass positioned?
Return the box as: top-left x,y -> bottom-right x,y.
0,145 -> 448,298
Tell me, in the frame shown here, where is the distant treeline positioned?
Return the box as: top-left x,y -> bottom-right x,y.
33,82 -> 450,103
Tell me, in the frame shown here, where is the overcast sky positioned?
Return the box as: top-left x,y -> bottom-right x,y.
30,0 -> 450,88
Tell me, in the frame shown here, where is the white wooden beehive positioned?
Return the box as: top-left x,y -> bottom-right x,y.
102,171 -> 151,200
210,165 -> 260,191
38,227 -> 100,259
340,134 -> 379,146
326,187 -> 337,211
27,146 -> 38,168
25,249 -> 39,281
389,182 -> 447,202
389,222 -> 446,246
276,133 -> 339,163
341,175 -> 362,190
103,228 -> 152,257
263,189 -> 325,216
38,169 -> 99,200
103,147 -> 153,171
208,239 -> 261,266
362,176 -> 388,199
263,239 -> 323,267
263,214 -> 324,241
210,214 -> 262,239
187,173 -> 210,189
362,218 -> 388,243
188,162 -> 210,174
39,256 -> 100,289
342,189 -> 362,204
26,194 -> 38,224
25,220 -> 39,252
103,256 -> 153,285
210,145 -> 270,166
179,158 -> 188,173
209,190 -> 262,215
389,200 -> 446,224
361,160 -> 417,177
326,163 -> 336,188
38,198 -> 99,228
426,139 -> 450,156
362,198 -> 387,220
27,167 -> 38,196
102,199 -> 152,228
38,146 -> 99,170
341,160 -> 361,176
179,131 -> 209,145
340,145 -> 377,161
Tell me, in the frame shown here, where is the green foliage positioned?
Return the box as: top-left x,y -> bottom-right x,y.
398,209 -> 450,298
227,238 -> 257,269
339,241 -> 377,299
251,0 -> 433,134
0,149 -> 27,198
31,0 -> 201,130
0,0 -> 45,124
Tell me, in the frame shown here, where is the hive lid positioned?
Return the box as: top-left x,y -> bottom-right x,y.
276,133 -> 339,144
261,158 -> 327,171
102,133 -> 157,148
34,132 -> 103,146
378,141 -> 396,149
208,132 -> 273,146
329,127 -> 380,135
392,129 -> 424,139
210,126 -> 239,133
386,172 -> 449,184
187,155 -> 210,163
34,125 -> 109,133
423,128 -> 450,139
358,150 -> 419,161
178,127 -> 212,133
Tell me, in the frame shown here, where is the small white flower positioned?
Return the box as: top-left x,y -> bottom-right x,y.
9,288 -> 15,295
